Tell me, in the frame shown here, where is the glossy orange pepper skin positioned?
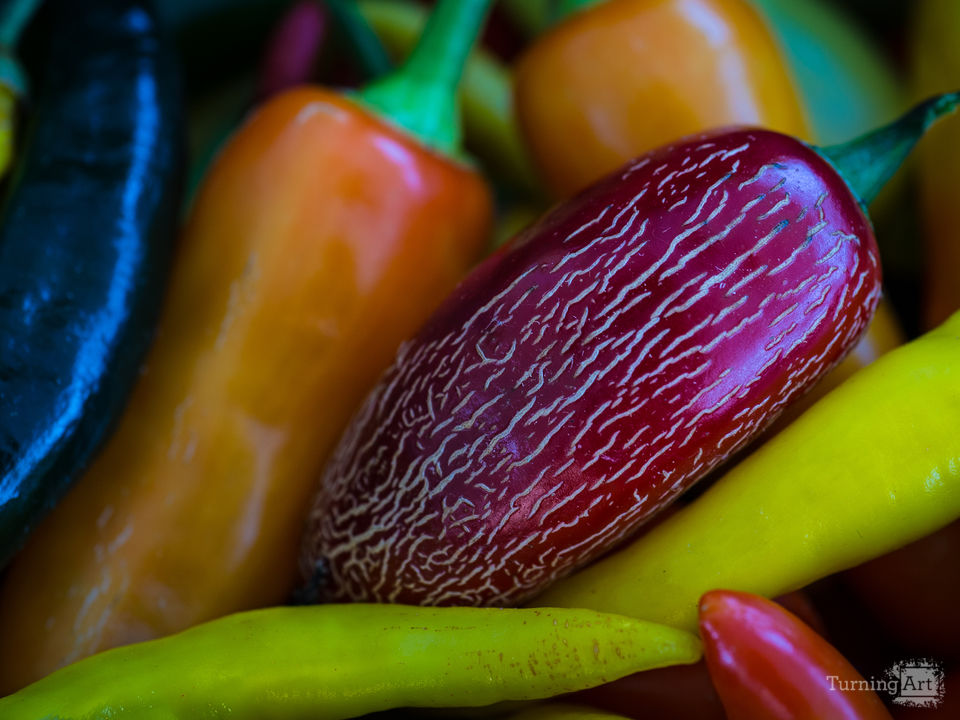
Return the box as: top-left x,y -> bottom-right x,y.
0,87 -> 491,692
514,0 -> 810,198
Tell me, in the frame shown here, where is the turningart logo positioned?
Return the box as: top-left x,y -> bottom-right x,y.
827,658 -> 945,709
888,659 -> 946,709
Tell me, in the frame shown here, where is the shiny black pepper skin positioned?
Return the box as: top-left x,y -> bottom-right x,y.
0,0 -> 184,566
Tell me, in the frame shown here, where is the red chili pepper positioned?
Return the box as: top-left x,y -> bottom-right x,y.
300,97 -> 960,608
699,590 -> 894,720
568,591 -> 824,720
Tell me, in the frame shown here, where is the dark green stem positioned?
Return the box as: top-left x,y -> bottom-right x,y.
325,0 -> 392,80
0,0 -> 43,94
819,92 -> 960,207
555,0 -> 603,20
358,0 -> 493,156
500,0 -> 555,35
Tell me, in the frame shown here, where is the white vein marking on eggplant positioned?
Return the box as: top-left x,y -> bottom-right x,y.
737,162 -> 779,190
662,190 -> 763,281
768,301 -> 802,329
758,192 -> 791,221
580,430 -> 621,473
597,216 -> 649,291
561,202 -> 615,245
766,321 -> 801,352
683,172 -> 733,228
568,400 -> 615,453
478,397 -> 538,462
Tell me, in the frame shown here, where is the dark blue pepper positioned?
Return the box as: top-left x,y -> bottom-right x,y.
0,0 -> 184,566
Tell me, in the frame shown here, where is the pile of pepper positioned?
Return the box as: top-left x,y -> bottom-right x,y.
0,0 -> 958,718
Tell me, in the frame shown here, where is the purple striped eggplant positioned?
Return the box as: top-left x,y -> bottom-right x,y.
300,95 -> 958,607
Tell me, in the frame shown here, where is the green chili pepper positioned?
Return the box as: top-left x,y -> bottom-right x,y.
499,0 -> 557,35
0,605 -> 701,719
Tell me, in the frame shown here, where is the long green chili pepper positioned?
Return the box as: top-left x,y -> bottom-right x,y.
0,605 -> 701,719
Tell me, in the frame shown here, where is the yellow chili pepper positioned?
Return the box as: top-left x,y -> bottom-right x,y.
534,311 -> 960,631
0,605 -> 700,719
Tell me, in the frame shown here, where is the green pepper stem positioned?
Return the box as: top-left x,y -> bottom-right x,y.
0,0 -> 43,95
358,0 -> 493,156
818,92 -> 960,207
555,0 -> 604,20
500,0 -> 556,35
325,0 -> 393,80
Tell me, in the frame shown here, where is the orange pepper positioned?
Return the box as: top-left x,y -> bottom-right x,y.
514,0 -> 810,198
0,0 -> 493,692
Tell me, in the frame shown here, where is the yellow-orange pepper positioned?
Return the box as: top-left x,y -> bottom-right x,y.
514,0 -> 809,198
0,0 -> 493,692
